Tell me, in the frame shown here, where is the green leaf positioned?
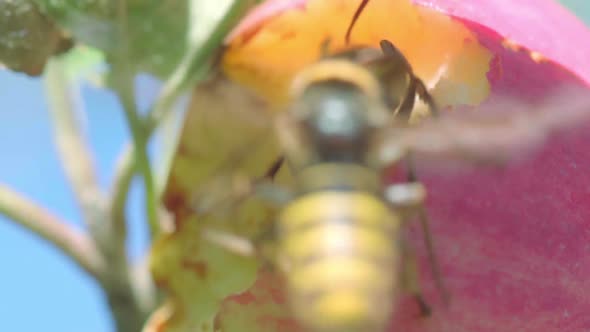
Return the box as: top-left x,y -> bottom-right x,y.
35,0 -> 188,78
34,0 -> 254,81
59,45 -> 106,86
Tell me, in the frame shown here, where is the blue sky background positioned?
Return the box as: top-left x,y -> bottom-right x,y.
0,1 -> 588,332
0,72 -> 161,332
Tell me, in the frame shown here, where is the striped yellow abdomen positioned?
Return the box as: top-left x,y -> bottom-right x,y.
277,191 -> 402,332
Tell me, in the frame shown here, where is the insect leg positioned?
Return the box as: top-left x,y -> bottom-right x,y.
201,226 -> 278,272
202,181 -> 290,271
400,234 -> 431,317
199,156 -> 285,254
397,78 -> 417,120
255,152 -> 299,206
378,40 -> 416,120
262,155 -> 285,181
201,227 -> 257,257
197,156 -> 291,270
379,39 -> 440,118
194,155 -> 288,216
379,40 -> 413,74
406,155 -> 451,306
199,179 -> 288,261
383,180 -> 431,315
383,181 -> 426,219
415,79 -> 439,117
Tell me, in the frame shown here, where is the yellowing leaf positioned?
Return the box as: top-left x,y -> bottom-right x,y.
145,77 -> 292,332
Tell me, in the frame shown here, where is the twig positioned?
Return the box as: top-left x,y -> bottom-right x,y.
131,253 -> 160,313
110,144 -> 134,237
108,68 -> 187,230
112,0 -> 160,238
116,86 -> 160,238
44,58 -> 105,229
43,42 -> 147,332
0,184 -> 104,278
108,0 -> 253,229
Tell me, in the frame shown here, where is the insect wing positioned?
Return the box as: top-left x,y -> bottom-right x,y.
374,86 -> 590,167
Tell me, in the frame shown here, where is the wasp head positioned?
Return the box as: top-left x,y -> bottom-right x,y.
283,60 -> 391,166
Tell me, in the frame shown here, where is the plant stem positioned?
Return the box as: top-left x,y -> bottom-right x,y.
44,57 -> 106,232
0,184 -> 104,278
109,1 -> 255,228
113,0 -> 160,238
117,83 -> 160,238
